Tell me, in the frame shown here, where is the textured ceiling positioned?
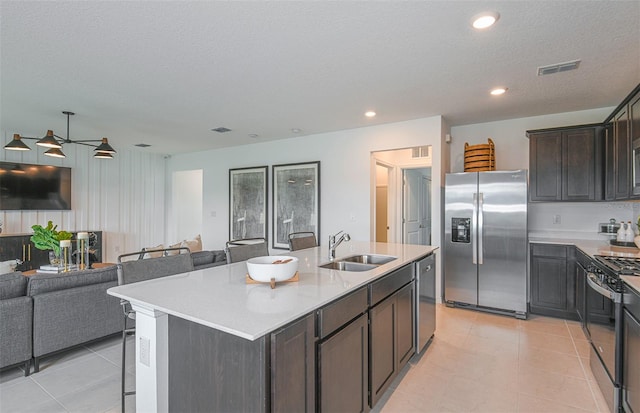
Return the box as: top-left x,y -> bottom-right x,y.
1,1 -> 639,155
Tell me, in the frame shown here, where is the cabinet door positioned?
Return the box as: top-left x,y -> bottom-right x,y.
530,244 -> 578,319
575,261 -> 586,323
271,314 -> 315,413
0,236 -> 27,266
318,313 -> 368,413
396,282 -> 415,369
614,107 -> 630,200
605,123 -> 616,200
630,93 -> 640,198
529,132 -> 562,201
623,308 -> 640,412
370,294 -> 396,406
562,128 -> 597,200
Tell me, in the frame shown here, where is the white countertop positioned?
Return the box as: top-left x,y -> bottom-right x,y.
108,242 -> 436,341
622,276 -> 640,295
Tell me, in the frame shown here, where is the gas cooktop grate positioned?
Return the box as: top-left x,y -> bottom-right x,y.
595,256 -> 640,276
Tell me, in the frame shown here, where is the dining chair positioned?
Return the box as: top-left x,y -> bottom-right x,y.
116,247 -> 193,412
225,238 -> 268,263
288,232 -> 317,251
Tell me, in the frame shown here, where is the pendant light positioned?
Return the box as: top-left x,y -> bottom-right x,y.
3,111 -> 117,159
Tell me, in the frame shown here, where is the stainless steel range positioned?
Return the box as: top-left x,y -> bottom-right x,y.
589,255 -> 636,412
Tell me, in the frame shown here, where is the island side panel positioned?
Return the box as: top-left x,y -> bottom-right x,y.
168,316 -> 269,413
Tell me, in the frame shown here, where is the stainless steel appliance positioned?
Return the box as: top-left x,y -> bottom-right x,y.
444,170 -> 528,318
589,255 -> 640,412
415,253 -> 436,354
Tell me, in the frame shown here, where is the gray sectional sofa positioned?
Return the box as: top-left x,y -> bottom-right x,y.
0,248 -> 228,375
27,265 -> 122,372
0,271 -> 33,375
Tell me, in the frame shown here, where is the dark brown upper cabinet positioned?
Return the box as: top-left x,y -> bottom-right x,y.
528,124 -> 604,202
603,83 -> 640,200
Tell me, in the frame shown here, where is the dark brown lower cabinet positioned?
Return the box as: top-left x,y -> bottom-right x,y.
529,243 -> 577,320
370,282 -> 415,406
318,313 -> 369,413
271,314 -> 315,413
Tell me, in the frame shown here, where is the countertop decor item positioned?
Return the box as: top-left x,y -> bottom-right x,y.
246,255 -> 299,285
3,111 -> 116,159
30,221 -> 73,256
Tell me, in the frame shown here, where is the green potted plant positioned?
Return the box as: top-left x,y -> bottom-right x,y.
30,221 -> 73,263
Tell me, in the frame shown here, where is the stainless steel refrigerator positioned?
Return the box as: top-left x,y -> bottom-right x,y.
444,170 -> 527,318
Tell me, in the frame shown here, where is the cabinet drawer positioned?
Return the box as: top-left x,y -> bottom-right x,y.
317,287 -> 367,339
369,264 -> 414,307
531,243 -> 567,258
625,286 -> 640,318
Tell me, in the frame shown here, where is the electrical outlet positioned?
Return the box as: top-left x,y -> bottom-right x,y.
553,214 -> 561,224
139,336 -> 150,367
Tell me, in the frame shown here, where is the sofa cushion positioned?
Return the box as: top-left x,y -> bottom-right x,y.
26,265 -> 117,296
191,250 -> 214,267
212,249 -> 226,263
0,272 -> 27,299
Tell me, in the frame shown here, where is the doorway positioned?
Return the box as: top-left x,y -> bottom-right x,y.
371,147 -> 432,245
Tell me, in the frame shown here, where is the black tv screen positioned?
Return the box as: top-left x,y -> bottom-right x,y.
0,162 -> 72,210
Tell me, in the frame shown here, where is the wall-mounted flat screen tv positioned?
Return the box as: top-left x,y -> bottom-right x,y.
0,162 -> 72,210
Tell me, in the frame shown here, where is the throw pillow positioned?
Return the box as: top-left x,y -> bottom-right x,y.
166,242 -> 183,256
182,234 -> 203,252
143,244 -> 164,259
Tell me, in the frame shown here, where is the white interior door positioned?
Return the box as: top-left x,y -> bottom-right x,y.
403,169 -> 422,244
422,176 -> 431,244
403,168 -> 432,245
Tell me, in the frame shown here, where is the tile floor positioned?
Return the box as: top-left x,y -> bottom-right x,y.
0,304 -> 610,413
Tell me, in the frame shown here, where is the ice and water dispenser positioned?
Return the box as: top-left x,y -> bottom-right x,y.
451,218 -> 471,243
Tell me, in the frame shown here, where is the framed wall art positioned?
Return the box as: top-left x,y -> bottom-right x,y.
272,161 -> 320,249
229,166 -> 268,241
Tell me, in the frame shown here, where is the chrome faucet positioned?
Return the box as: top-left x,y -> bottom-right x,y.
328,230 -> 351,260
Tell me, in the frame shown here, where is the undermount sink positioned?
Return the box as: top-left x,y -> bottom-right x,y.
340,254 -> 397,265
319,261 -> 378,272
319,254 -> 397,272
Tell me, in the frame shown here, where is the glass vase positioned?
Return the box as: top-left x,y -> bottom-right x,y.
48,250 -> 61,267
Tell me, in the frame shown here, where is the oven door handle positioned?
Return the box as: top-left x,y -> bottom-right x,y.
587,272 -> 621,303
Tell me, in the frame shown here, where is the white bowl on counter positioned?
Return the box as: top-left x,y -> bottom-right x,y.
246,256 -> 299,282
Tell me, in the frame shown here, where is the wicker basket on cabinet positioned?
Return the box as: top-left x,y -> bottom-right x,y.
464,138 -> 495,172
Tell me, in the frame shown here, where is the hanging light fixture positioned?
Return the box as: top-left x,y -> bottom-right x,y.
3,111 -> 117,159
5,134 -> 31,151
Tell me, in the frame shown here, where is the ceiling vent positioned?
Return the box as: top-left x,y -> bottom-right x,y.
211,127 -> 232,133
537,59 -> 581,76
135,143 -> 151,148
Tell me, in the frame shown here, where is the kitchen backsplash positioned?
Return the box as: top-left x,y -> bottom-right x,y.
528,201 -> 640,240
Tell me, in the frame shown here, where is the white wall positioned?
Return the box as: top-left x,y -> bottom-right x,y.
167,115 -> 448,297
168,116 -> 446,248
0,136 -> 167,262
169,169 -> 203,244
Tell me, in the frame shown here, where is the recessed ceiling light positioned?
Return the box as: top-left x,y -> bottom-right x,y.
291,128 -> 302,133
365,111 -> 376,118
248,134 -> 259,139
490,87 -> 507,96
472,12 -> 500,29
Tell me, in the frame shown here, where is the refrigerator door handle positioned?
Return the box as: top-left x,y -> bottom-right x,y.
478,192 -> 484,265
472,192 -> 478,264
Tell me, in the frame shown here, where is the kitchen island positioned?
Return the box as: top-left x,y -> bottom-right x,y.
107,241 -> 436,412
